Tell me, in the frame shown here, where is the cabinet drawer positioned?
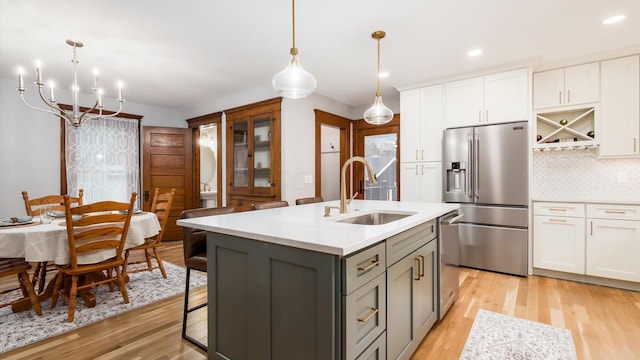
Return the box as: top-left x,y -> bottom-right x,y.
587,204 -> 640,221
343,242 -> 386,295
533,202 -> 585,217
344,273 -> 386,360
386,220 -> 436,266
356,331 -> 386,360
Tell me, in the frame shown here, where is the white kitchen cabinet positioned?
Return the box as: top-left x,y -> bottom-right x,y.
533,201 -> 640,286
400,85 -> 443,162
533,62 -> 599,109
445,68 -> 529,128
445,77 -> 484,128
533,215 -> 585,274
533,202 -> 586,274
400,161 -> 442,203
586,204 -> 640,282
599,55 -> 640,157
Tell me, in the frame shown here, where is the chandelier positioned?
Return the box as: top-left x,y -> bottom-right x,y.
272,0 -> 317,99
363,31 -> 393,125
17,40 -> 125,127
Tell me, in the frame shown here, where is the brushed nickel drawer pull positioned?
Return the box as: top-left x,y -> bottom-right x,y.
416,149 -> 419,161
549,208 -> 567,212
357,259 -> 380,272
567,89 -> 571,103
549,218 -> 566,223
357,307 -> 379,323
605,210 -> 626,214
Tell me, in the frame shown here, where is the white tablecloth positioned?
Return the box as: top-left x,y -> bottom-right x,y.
0,212 -> 161,265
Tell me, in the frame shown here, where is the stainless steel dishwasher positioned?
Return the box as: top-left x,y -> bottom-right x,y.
439,211 -> 462,319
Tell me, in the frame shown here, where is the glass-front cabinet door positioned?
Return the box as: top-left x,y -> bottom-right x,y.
253,116 -> 272,189
231,118 -> 249,188
225,98 -> 281,211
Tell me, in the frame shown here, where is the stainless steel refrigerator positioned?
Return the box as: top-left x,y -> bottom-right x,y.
443,121 -> 529,276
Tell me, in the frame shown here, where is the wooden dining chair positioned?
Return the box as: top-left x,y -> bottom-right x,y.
0,258 -> 42,316
51,193 -> 137,323
22,189 -> 84,294
124,188 -> 175,279
180,206 -> 235,351
295,196 -> 324,205
252,200 -> 289,210
22,189 -> 84,216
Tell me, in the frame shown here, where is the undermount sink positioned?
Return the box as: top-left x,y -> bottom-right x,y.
336,211 -> 416,225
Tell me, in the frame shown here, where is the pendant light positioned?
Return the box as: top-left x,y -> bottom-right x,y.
272,0 -> 316,99
363,31 -> 393,125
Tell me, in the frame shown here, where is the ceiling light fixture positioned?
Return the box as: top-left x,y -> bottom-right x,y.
272,0 -> 316,99
16,40 -> 124,128
363,30 -> 393,125
467,49 -> 483,57
603,15 -> 625,25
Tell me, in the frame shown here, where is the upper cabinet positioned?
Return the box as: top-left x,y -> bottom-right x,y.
533,62 -> 599,109
445,68 -> 529,128
400,85 -> 443,162
599,55 -> 640,157
225,98 -> 282,211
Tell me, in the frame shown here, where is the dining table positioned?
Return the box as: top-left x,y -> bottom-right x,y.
0,211 -> 161,312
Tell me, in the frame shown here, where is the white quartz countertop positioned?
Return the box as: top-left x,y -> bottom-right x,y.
177,200 -> 459,256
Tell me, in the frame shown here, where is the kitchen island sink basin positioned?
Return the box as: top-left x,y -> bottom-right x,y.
336,211 -> 416,225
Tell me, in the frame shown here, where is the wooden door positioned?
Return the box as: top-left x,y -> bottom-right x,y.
353,115 -> 400,200
314,110 -> 351,200
143,126 -> 193,241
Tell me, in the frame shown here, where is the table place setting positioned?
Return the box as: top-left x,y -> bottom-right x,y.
0,216 -> 34,228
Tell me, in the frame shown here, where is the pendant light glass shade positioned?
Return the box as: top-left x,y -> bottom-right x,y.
364,30 -> 393,125
272,55 -> 317,99
364,95 -> 394,125
272,0 -> 316,99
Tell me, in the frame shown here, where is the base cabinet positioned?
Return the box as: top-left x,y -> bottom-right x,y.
533,201 -> 640,287
587,204 -> 640,282
533,202 -> 586,274
207,219 -> 440,360
386,239 -> 437,360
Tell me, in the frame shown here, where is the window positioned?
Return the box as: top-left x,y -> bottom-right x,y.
63,114 -> 141,206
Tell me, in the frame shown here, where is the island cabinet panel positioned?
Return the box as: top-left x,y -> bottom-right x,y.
207,232 -> 338,360
386,238 -> 437,360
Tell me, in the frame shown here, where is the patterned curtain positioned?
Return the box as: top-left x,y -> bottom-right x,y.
65,116 -> 139,207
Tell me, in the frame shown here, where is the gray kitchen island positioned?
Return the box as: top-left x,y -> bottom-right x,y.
177,200 -> 459,360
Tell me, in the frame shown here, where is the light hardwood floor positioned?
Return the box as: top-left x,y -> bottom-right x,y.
3,242 -> 639,359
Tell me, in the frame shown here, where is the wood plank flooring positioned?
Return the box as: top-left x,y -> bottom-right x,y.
2,242 -> 639,359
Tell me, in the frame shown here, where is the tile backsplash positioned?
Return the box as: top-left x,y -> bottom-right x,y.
532,149 -> 640,202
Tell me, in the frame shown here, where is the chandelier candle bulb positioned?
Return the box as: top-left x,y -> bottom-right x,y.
49,82 -> 55,102
35,62 -> 42,84
17,71 -> 24,90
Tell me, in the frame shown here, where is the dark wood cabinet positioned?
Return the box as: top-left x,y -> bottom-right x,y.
225,98 -> 281,211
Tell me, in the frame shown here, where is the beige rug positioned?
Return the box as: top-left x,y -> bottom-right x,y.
0,262 -> 206,354
460,309 -> 577,360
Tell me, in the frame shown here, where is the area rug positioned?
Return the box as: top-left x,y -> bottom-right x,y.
0,262 -> 207,354
460,309 -> 577,360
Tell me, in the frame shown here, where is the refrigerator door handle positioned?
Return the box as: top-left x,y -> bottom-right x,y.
467,135 -> 472,198
474,133 -> 479,199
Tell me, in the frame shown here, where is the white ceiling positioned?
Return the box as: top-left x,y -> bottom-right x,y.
1,0 -> 639,113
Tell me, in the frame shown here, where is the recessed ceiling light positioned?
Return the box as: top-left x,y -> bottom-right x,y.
467,49 -> 483,57
603,15 -> 625,25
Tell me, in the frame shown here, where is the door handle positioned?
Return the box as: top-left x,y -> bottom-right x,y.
467,135 -> 472,197
144,190 -> 150,202
418,255 -> 425,277
414,257 -> 421,280
357,258 -> 379,272
474,134 -> 479,199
